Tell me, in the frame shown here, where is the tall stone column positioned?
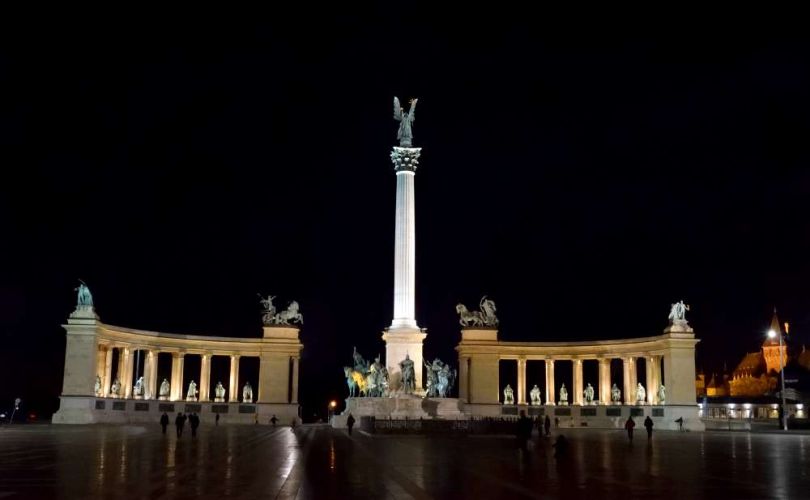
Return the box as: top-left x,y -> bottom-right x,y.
622,357 -> 632,405
122,348 -> 134,398
517,358 -> 527,404
598,358 -> 611,404
384,146 -> 427,392
229,355 -> 241,402
646,356 -> 656,404
628,357 -> 638,403
291,357 -> 300,404
199,354 -> 212,402
103,347 -> 114,397
146,350 -> 158,399
545,359 -> 556,405
572,359 -> 584,405
170,353 -> 185,401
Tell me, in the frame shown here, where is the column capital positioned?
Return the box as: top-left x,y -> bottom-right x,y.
391,146 -> 422,172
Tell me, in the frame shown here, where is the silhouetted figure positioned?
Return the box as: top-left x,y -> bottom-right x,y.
625,416 -> 635,442
271,415 -> 278,427
160,412 -> 169,435
347,413 -> 356,435
644,416 -> 653,440
552,434 -> 569,459
675,417 -> 684,431
190,413 -> 200,438
175,413 -> 185,437
554,417 -> 560,428
544,415 -> 551,436
215,413 -> 220,426
516,410 -> 532,448
290,418 -> 297,432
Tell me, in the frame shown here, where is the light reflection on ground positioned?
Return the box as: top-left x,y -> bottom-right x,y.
0,424 -> 808,498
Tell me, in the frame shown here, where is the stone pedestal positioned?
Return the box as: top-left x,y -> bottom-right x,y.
383,327 -> 427,392
331,395 -> 465,428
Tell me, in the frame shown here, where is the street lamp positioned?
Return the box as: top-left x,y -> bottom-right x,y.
768,328 -> 788,431
328,400 -> 337,423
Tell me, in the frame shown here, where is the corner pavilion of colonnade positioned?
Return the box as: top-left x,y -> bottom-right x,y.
456,319 -> 703,430
53,299 -> 303,425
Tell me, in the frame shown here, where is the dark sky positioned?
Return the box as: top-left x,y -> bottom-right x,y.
2,17 -> 810,418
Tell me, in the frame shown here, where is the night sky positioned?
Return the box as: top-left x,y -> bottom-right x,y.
2,17 -> 810,419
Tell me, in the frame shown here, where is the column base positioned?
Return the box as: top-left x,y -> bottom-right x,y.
382,327 -> 427,392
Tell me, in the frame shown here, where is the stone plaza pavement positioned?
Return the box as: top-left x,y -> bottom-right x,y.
0,424 -> 808,499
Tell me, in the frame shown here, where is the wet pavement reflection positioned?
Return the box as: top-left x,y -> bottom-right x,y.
0,424 -> 808,498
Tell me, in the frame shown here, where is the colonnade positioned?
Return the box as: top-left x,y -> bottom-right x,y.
94,345 -> 301,403
495,355 -> 663,405
456,327 -> 699,407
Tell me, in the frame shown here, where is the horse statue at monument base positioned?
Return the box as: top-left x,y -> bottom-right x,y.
344,367 -> 367,397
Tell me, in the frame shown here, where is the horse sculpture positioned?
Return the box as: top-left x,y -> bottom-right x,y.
344,367 -> 366,397
273,301 -> 303,325
455,304 -> 484,327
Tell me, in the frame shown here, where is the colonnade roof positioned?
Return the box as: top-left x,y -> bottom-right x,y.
90,322 -> 303,357
456,330 -> 699,358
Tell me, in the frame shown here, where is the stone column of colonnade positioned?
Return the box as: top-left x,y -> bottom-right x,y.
545,359 -> 555,405
142,350 -> 158,399
103,346 -> 114,397
572,359 -> 584,405
199,354 -> 212,401
622,357 -> 633,404
229,355 -> 240,402
121,347 -> 134,398
517,358 -> 527,404
598,358 -> 611,404
646,355 -> 662,404
170,353 -> 185,401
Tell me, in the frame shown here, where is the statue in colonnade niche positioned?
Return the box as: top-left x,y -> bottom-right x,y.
503,384 -> 514,404
94,375 -> 102,396
636,383 -> 646,405
611,383 -> 621,404
243,382 -> 253,403
558,384 -> 568,405
658,384 -> 666,404
186,380 -> 198,401
529,384 -> 542,405
583,383 -> 595,405
215,381 -> 226,402
110,378 -> 121,397
133,376 -> 145,398
159,379 -> 170,400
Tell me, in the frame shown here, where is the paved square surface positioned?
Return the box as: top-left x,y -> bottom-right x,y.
0,424 -> 808,498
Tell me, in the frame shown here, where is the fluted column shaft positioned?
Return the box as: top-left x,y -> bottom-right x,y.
200,354 -> 212,401
229,355 -> 241,402
545,359 -> 556,405
391,170 -> 418,329
103,347 -> 114,397
170,353 -> 184,401
598,358 -> 611,404
573,359 -> 584,405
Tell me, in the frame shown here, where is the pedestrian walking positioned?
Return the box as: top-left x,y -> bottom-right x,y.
516,410 -> 532,448
347,413 -> 356,435
544,415 -> 551,437
175,412 -> 185,438
190,413 -> 200,438
215,413 -> 220,426
270,414 -> 278,427
554,417 -> 560,428
625,416 -> 635,442
644,416 -> 653,440
675,417 -> 684,431
160,412 -> 169,435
